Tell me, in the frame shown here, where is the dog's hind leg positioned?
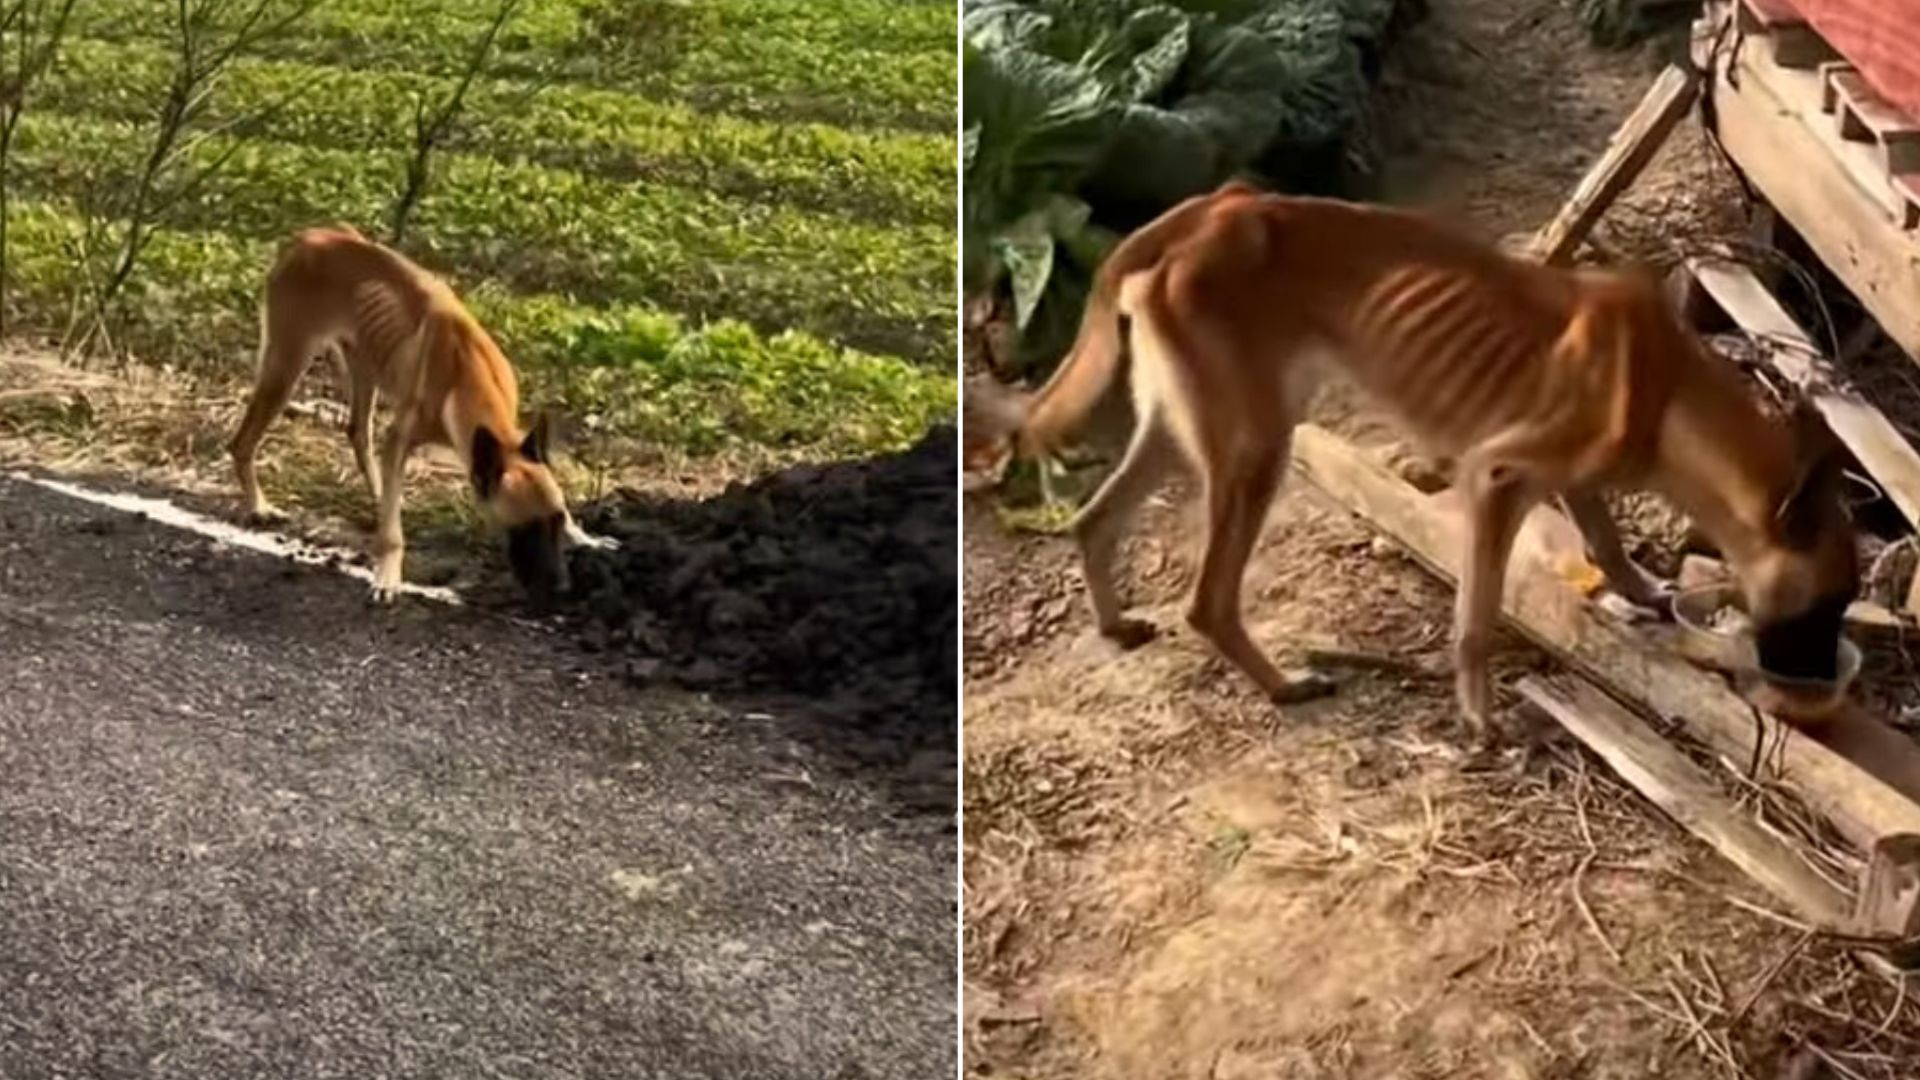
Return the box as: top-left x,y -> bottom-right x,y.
228,307 -> 309,525
368,412 -> 416,603
1453,460 -> 1546,741
1557,487 -> 1674,616
345,360 -> 380,508
1068,412 -> 1175,648
1186,433 -> 1336,705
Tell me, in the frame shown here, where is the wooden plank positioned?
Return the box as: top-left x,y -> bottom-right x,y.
1288,422 -> 1920,851
1530,65 -> 1700,266
1686,258 -> 1920,539
1520,674 -> 1850,925
1896,172 -> 1920,229
1818,61 -> 1857,113
1796,0 -> 1920,125
1711,33 -> 1920,365
1770,24 -> 1839,70
1738,58 -> 1915,223
1830,69 -> 1920,173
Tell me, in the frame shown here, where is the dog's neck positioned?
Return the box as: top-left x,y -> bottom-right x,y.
1647,374 -> 1795,572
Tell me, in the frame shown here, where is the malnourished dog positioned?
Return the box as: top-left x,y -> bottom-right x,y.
969,181 -> 1858,738
229,225 -> 612,603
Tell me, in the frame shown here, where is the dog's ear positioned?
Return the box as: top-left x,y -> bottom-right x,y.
520,411 -> 551,465
471,426 -> 506,500
1776,399 -> 1846,545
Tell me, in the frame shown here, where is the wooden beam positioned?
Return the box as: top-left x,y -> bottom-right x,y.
1895,171 -> 1920,230
1830,69 -> 1920,174
1288,422 -> 1920,851
1818,61 -> 1857,113
1520,674 -> 1850,926
1686,258 -> 1920,543
1531,64 -> 1701,266
1710,25 -> 1920,365
1770,25 -> 1839,71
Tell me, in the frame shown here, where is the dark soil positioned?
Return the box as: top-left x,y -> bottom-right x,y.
565,425 -> 957,769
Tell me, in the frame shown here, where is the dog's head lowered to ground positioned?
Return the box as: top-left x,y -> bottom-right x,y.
1746,400 -> 1861,682
471,412 -> 572,602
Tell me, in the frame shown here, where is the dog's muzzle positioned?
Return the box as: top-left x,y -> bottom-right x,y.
506,514 -> 569,602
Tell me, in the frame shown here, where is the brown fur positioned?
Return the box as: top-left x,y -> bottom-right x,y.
973,182 -> 1858,735
229,225 -> 607,602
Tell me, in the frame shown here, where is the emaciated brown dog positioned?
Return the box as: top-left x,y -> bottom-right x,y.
969,181 -> 1859,739
229,225 -> 612,603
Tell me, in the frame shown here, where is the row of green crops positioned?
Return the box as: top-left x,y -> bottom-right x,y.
2,201 -> 952,457
13,112 -> 953,365
39,39 -> 953,226
68,0 -> 956,133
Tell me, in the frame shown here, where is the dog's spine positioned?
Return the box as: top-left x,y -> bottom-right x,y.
1017,183 -> 1257,459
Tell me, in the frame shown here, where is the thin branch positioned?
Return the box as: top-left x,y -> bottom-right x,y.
385,0 -> 526,245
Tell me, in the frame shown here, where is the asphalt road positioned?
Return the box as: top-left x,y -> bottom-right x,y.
0,475 -> 955,1080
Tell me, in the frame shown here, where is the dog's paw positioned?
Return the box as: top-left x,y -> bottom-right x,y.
245,504 -> 289,528
1596,590 -> 1671,625
367,566 -> 404,604
565,522 -> 619,551
1269,670 -> 1338,705
1101,618 -> 1159,650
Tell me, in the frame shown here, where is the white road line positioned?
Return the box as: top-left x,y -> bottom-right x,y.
5,471 -> 463,605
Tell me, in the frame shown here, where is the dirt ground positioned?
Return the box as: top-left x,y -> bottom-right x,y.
962,2 -> 1920,1078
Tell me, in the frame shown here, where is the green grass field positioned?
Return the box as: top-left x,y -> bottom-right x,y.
7,0 -> 955,458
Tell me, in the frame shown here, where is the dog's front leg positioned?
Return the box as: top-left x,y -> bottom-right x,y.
1557,488 -> 1674,618
1454,462 -> 1539,742
563,516 -> 617,551
369,415 -> 415,603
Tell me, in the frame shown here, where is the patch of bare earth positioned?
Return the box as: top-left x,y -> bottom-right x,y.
963,1 -> 1920,1077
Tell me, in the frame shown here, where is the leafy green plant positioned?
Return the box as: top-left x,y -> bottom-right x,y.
0,0 -> 81,335
962,0 -> 1413,378
569,0 -> 719,78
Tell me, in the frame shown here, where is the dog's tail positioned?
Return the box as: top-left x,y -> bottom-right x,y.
1009,181 -> 1260,460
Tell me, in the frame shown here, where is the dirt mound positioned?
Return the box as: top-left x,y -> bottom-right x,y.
564,425 -> 956,762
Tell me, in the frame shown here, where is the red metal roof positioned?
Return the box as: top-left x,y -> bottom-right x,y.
1794,0 -> 1920,123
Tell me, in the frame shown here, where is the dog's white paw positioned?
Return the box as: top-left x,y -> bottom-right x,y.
567,524 -> 618,551
368,560 -> 405,604
245,504 -> 289,528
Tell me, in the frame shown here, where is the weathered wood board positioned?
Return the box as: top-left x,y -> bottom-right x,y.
1288,423 -> 1920,852
1710,9 -> 1920,364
